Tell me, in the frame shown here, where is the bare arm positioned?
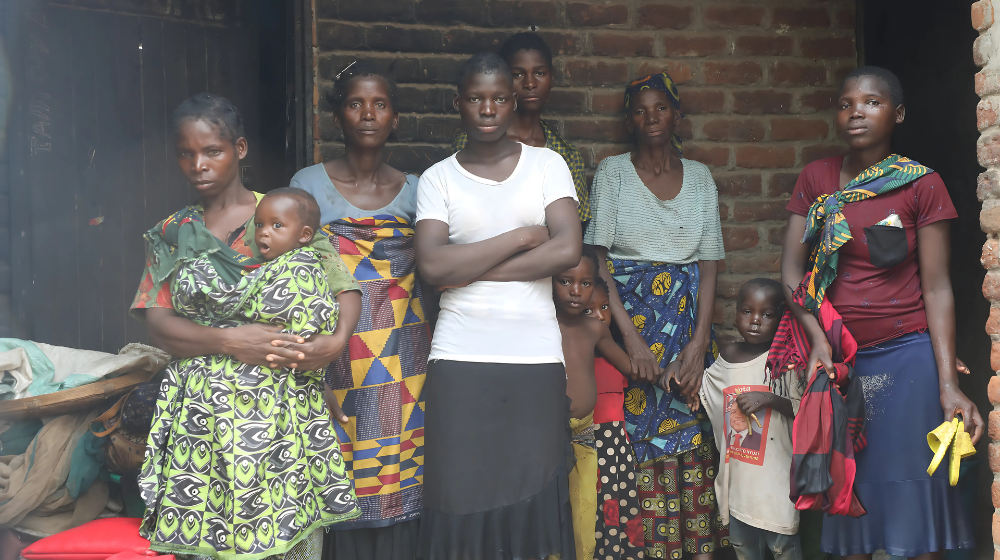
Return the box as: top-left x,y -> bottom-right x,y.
414,221 -> 548,286
737,392 -> 794,419
675,259 -> 719,397
474,198 -> 582,282
596,325 -> 635,378
592,245 -> 659,383
781,213 -> 835,378
918,221 -> 983,444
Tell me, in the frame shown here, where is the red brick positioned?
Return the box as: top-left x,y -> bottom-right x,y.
676,119 -> 694,141
801,35 -> 855,59
317,22 -> 369,51
703,118 -> 766,142
973,0 -> 995,32
772,61 -> 827,87
989,442 -> 1000,473
717,277 -> 745,299
635,60 -> 694,85
536,31 -> 585,55
771,118 -> 830,141
772,7 -> 832,28
985,271 -> 1000,301
713,300 -> 735,325
704,6 -> 765,28
993,480 -> 1000,508
719,201 -> 730,221
989,307 -> 1000,335
563,118 -> 630,142
568,2 -> 629,26
681,89 -> 725,114
591,33 -> 655,57
546,89 -> 588,115
985,239 -> 1000,269
992,410 -> 1000,440
976,70 -> 1000,97
836,9 -> 856,28
734,201 -> 789,222
994,513 -> 1000,545
980,96 -> 1000,131
980,170 -> 1000,202
993,343 -> 1000,375
593,89 -> 625,114
489,0 -> 562,27
637,3 -> 693,30
729,252 -> 782,273
733,90 -> 793,115
989,375 -> 1000,404
592,144 -> 631,163
685,144 -> 730,167
723,226 -> 760,251
981,133 -> 1000,168
735,146 -> 796,169
562,59 -> 630,86
767,225 -> 788,246
415,0 -> 488,25
337,0 -> 416,22
985,205 -> 1000,235
975,35 -> 991,67
802,144 -> 846,164
662,35 -> 729,57
769,173 -> 799,197
704,61 -> 763,86
735,35 -> 794,56
715,173 -> 763,197
800,89 -> 840,113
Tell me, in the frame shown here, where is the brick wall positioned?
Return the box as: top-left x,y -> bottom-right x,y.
311,0 -> 857,337
973,0 -> 1000,555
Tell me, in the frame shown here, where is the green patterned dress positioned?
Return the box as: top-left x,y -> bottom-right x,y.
138,247 -> 362,560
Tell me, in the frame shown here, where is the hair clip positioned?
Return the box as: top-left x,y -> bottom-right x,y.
336,61 -> 357,80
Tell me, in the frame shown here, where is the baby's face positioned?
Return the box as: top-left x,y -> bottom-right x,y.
552,258 -> 596,315
584,289 -> 611,326
254,196 -> 311,261
735,287 -> 782,346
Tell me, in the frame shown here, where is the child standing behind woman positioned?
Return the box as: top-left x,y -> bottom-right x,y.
553,247 -> 635,560
415,52 -> 581,560
587,279 -> 646,560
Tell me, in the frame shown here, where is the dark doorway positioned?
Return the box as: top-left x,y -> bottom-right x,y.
1,0 -> 306,353
862,0 -> 990,556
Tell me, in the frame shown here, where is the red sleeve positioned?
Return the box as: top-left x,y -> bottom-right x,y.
912,172 -> 958,228
787,163 -> 824,216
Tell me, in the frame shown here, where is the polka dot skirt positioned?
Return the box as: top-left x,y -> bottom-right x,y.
594,421 -> 646,560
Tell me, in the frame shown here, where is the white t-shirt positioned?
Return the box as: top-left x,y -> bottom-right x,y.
416,144 -> 578,364
699,352 -> 803,535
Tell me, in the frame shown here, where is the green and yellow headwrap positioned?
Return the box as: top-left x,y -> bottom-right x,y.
624,71 -> 683,155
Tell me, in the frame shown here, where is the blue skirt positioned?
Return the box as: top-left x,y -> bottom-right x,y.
820,332 -> 974,556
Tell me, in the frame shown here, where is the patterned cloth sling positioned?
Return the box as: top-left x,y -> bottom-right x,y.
138,246 -> 361,560
799,154 -> 931,313
319,215 -> 430,528
609,259 -> 719,465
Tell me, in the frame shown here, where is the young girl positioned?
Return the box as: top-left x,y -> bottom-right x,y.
451,32 -> 590,221
588,278 -> 646,560
779,66 -> 981,558
415,52 -> 581,559
133,94 -> 362,559
290,61 -> 431,560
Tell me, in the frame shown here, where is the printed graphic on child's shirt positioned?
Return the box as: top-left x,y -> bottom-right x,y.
723,384 -> 771,466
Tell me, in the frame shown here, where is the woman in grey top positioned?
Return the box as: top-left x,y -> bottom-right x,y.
289,62 -> 430,560
584,72 -> 727,560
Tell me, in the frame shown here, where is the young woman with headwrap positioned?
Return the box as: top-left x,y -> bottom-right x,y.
585,72 -> 728,560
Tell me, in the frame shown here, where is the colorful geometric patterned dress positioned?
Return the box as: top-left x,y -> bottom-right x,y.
319,215 -> 430,529
138,246 -> 362,560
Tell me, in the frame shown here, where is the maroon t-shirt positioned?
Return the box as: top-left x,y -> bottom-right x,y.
786,156 -> 958,347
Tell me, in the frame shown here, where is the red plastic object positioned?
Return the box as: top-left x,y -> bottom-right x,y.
20,518 -> 150,560
106,549 -> 174,560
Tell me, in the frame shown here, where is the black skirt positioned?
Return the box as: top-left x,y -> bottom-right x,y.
418,360 -> 576,560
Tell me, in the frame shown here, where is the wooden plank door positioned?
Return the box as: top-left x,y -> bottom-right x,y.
5,0 -> 262,353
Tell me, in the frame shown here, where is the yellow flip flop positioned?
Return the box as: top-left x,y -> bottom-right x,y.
927,416 -> 977,485
926,417 -> 958,478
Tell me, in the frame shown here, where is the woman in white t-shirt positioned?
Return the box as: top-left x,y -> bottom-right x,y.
414,53 -> 582,560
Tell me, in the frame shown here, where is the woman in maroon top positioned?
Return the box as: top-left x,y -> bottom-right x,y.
781,67 -> 981,559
